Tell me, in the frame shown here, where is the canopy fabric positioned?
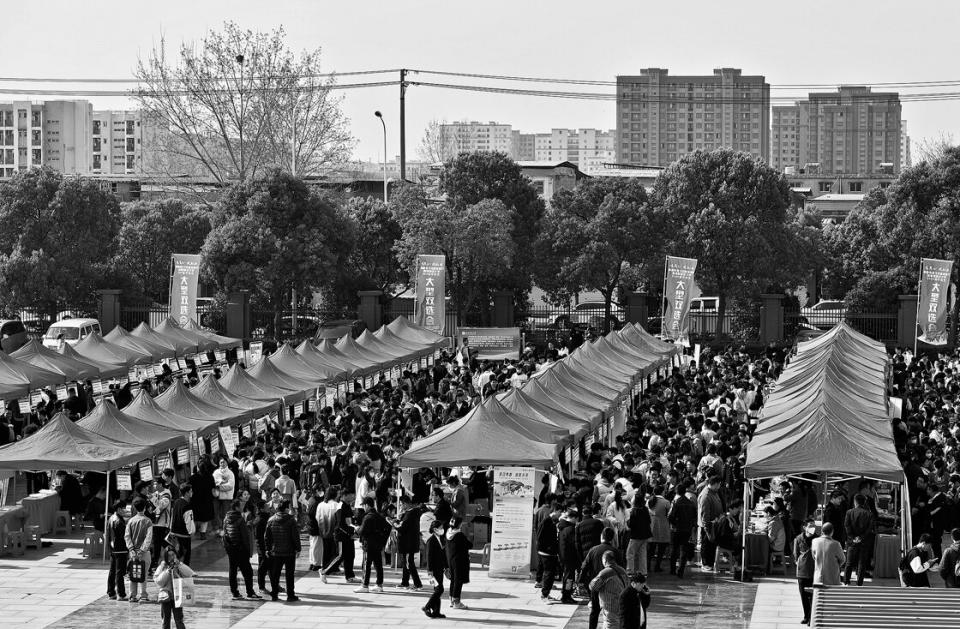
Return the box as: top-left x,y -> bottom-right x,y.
131,322 -> 195,356
153,379 -> 250,427
355,329 -> 417,363
744,322 -> 903,483
0,349 -> 66,398
334,335 -> 395,367
11,339 -> 100,382
313,339 -> 380,375
183,318 -> 242,350
266,343 -> 344,384
618,323 -> 681,358
295,340 -> 363,380
154,317 -> 218,353
386,316 -> 447,349
219,364 -> 297,405
105,325 -> 176,360
77,399 -> 186,452
0,413 -> 150,473
399,396 -> 559,468
191,374 -> 278,420
514,377 -> 604,430
246,358 -> 316,404
373,326 -> 435,357
497,388 -> 592,439
58,342 -> 128,380
74,332 -> 152,366
123,390 -> 217,433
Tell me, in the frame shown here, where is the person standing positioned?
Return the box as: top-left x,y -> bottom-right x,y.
106,499 -> 129,600
355,497 -> 390,593
667,481 -> 697,578
697,475 -> 724,572
223,499 -> 261,600
793,519 -> 817,626
926,483 -> 950,557
626,497 -> 652,576
168,484 -> 195,566
154,547 -> 195,629
212,457 -> 236,536
580,528 -> 622,629
557,508 -> 580,604
938,528 -> 960,588
395,495 -> 424,590
322,487 -> 357,584
422,519 -> 447,619
264,499 -> 301,602
812,522 -> 845,586
124,498 -> 154,603
447,475 -> 469,518
619,572 -> 652,629
589,550 -> 630,629
842,494 -> 875,586
900,534 -> 938,587
575,505 -> 604,565
189,458 -> 216,539
647,493 -> 671,573
315,487 -> 341,573
305,487 -> 322,572
151,481 -> 173,573
446,516 -> 473,610
537,504 -> 562,603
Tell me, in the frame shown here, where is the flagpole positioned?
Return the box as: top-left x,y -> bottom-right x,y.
915,259 -> 924,356
661,256 -> 670,334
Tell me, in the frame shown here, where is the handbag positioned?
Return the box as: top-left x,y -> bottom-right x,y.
128,558 -> 146,583
173,575 -> 196,608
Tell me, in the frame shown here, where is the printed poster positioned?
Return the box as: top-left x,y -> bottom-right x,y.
917,258 -> 953,345
662,255 -> 698,346
458,327 -> 521,361
414,254 -> 446,335
116,469 -> 133,491
168,253 -> 202,327
219,427 -> 237,459
489,466 -> 536,579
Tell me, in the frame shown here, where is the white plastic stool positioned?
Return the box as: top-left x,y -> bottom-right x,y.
53,511 -> 71,537
24,525 -> 42,549
82,531 -> 103,558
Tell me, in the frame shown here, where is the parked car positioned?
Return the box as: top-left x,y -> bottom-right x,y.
0,319 -> 29,354
42,318 -> 102,349
800,300 -> 846,329
795,327 -> 827,343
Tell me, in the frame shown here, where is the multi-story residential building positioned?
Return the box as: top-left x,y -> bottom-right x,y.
771,86 -> 902,175
615,68 -> 770,166
91,110 -> 143,174
0,100 -> 93,178
438,121 -> 515,157
512,131 -> 536,161
526,128 -> 615,173
900,120 -> 911,170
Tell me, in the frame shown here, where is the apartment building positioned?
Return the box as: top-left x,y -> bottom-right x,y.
517,128 -> 615,173
900,120 -> 911,170
438,121 -> 516,157
771,86 -> 902,175
92,110 -> 143,174
0,100 -> 92,178
615,68 -> 770,166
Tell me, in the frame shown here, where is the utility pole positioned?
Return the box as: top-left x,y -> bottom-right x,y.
400,68 -> 407,181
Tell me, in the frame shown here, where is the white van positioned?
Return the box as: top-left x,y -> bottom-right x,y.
42,318 -> 102,349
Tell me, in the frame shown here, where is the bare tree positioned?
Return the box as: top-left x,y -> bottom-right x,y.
916,132 -> 956,164
417,118 -> 463,164
134,22 -> 353,184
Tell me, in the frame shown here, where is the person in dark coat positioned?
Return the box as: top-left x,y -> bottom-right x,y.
620,572 -> 652,629
842,494 -> 875,586
223,499 -> 261,600
537,504 -> 562,602
900,534 -> 937,587
432,486 -> 452,530
445,516 -> 472,610
355,497 -> 390,592
580,528 -> 623,629
189,457 -> 216,539
422,519 -> 448,619
793,519 -> 817,626
938,528 -> 960,588
264,499 -> 301,601
823,491 -> 847,547
106,499 -> 128,600
668,482 -> 697,577
575,505 -> 605,564
557,509 -> 580,604
55,470 -> 84,515
395,495 -> 423,589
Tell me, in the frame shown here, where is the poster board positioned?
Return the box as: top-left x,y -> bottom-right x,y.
457,327 -> 521,361
488,466 -> 536,579
219,427 -> 237,459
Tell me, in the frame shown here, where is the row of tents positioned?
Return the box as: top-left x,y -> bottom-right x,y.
0,317 -> 449,476
398,323 -> 682,470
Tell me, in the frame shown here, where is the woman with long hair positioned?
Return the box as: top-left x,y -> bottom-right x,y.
445,516 -> 472,610
154,547 -> 196,629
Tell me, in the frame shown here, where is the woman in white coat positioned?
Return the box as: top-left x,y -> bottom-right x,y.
212,457 -> 236,536
647,492 -> 671,572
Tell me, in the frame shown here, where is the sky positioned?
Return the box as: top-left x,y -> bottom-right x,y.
3,0 -> 959,163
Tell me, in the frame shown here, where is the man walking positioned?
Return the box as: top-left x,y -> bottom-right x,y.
422,519 -> 447,619
168,484 -> 195,565
264,499 -> 301,602
355,497 -> 390,593
580,527 -> 622,629
223,499 -> 261,600
106,499 -> 128,600
812,522 -> 845,586
537,503 -> 562,602
842,494 -> 875,586
698,475 -> 724,572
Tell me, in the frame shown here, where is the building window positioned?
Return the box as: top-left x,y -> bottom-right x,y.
93,120 -> 101,135
819,181 -> 832,192
848,182 -> 863,192
93,154 -> 101,170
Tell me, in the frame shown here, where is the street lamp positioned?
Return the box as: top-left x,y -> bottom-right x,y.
374,110 -> 388,203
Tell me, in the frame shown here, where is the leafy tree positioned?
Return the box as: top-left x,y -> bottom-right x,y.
0,168 -> 121,318
135,21 -> 352,184
417,118 -> 460,164
111,199 -> 211,302
651,149 -> 796,337
393,187 -> 515,322
201,169 -> 353,334
534,177 -> 665,332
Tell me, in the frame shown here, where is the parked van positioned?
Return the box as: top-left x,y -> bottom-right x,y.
42,318 -> 102,349
0,319 -> 29,354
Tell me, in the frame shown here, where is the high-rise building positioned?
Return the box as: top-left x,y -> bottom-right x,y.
615,68 -> 770,166
91,110 -> 143,174
900,120 -> 912,170
771,86 -> 902,175
0,100 -> 92,178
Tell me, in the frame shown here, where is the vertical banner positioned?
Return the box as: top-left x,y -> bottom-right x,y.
662,255 -> 698,346
414,254 -> 446,335
169,253 -> 202,327
489,466 -> 536,578
917,258 -> 953,346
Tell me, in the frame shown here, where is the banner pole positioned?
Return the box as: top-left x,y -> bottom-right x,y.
915,259 -> 923,356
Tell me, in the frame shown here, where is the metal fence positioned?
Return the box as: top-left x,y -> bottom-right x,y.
646,309 -> 761,343
250,307 -> 358,343
521,305 -> 627,332
785,309 -> 898,343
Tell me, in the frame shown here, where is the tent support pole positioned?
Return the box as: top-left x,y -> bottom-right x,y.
103,477 -> 111,562
741,481 -> 748,581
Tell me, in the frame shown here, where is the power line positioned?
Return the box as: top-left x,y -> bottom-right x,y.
0,69 -> 401,84
0,81 -> 399,97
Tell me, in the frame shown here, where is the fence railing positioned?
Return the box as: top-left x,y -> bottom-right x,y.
384,301 -> 458,336
647,309 -> 761,342
250,307 -> 358,343
521,306 -> 627,332
785,309 -> 898,342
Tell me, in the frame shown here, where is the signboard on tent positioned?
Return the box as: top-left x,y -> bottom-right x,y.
662,255 -> 698,346
169,253 -> 202,327
414,254 -> 446,335
458,327 -> 521,360
488,466 -> 536,578
116,469 -> 133,491
917,258 -> 954,346
219,427 -> 237,458
247,342 -> 263,366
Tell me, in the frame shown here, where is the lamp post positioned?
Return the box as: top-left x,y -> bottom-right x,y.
374,110 -> 388,203
236,54 -> 245,179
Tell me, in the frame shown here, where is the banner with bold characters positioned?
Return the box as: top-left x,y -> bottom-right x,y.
662,255 -> 698,345
488,466 -> 536,579
917,258 -> 953,345
415,254 -> 446,335
169,254 -> 202,327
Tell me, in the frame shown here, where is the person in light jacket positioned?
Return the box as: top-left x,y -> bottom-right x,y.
124,498 -> 154,603
154,547 -> 196,629
811,522 -> 845,586
212,457 -> 236,536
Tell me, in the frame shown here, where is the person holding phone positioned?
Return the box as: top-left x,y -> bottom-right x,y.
154,548 -> 196,629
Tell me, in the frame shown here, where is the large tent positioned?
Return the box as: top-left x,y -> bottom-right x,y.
497,388 -> 592,440
183,318 -> 242,350
123,389 -> 219,434
219,364 -> 299,405
266,343 -> 345,385
154,318 -> 218,353
313,339 -> 380,375
295,340 -> 363,380
0,350 -> 66,398
245,359 -> 316,404
743,322 -> 903,483
74,332 -> 152,366
153,379 -> 250,427
131,322 -> 196,356
11,340 -> 100,382
191,374 -> 279,420
386,316 -> 447,350
105,326 -> 176,360
0,413 -> 150,473
58,342 -> 127,380
77,399 -> 186,453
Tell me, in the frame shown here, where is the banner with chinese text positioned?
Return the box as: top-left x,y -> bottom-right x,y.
414,254 -> 446,335
917,258 -> 953,345
458,327 -> 521,360
662,255 -> 698,346
488,466 -> 536,579
169,254 -> 202,327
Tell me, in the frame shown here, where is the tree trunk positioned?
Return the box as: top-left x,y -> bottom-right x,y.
603,290 -> 613,335
715,291 -> 726,340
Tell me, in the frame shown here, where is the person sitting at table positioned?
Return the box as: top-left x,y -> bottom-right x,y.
55,470 -> 84,516
763,505 -> 786,563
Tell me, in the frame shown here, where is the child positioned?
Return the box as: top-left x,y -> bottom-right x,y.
620,572 -> 651,629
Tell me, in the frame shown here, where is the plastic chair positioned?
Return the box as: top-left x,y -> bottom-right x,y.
5,531 -> 24,556
24,525 -> 42,549
481,543 -> 490,567
53,511 -> 71,537
82,531 -> 103,558
714,547 -> 735,573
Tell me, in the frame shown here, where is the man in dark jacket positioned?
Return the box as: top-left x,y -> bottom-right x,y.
575,505 -> 604,564
422,519 -> 447,618
395,495 -> 423,589
533,497 -> 555,587
580,528 -> 623,629
355,497 -> 390,593
106,499 -> 128,600
938,528 -> 960,588
620,572 -> 652,629
668,481 -> 697,578
168,484 -> 195,565
223,499 -> 261,600
557,509 -> 580,604
306,488 -> 322,571
537,504 -> 562,602
843,494 -> 875,586
264,499 -> 301,602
